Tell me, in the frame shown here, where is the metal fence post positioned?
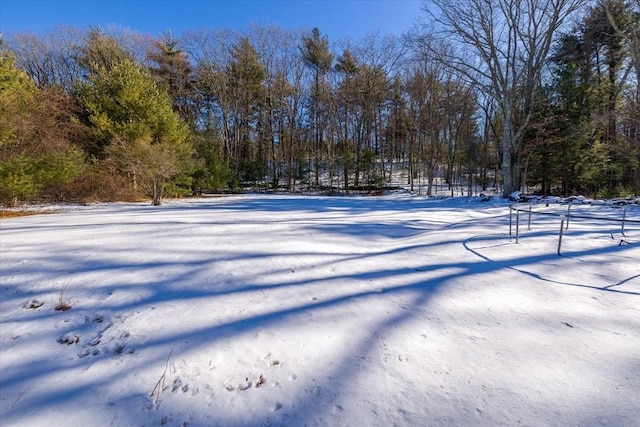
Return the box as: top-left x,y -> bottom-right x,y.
528,203 -> 532,231
558,215 -> 565,256
509,205 -> 513,236
516,208 -> 520,244
622,206 -> 627,235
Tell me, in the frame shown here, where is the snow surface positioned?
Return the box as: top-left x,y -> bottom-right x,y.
1,194 -> 639,427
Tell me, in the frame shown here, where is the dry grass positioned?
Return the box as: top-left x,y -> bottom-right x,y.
54,283 -> 72,312
0,210 -> 54,219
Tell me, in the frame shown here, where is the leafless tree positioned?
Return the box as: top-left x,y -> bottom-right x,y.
7,26 -> 84,90
605,0 -> 639,80
420,0 -> 586,196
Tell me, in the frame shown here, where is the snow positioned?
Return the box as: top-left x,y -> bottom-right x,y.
1,194 -> 639,427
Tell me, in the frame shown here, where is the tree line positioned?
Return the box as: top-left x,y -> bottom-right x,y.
1,0 -> 638,206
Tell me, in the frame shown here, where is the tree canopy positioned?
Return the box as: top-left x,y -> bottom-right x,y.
1,0 -> 638,206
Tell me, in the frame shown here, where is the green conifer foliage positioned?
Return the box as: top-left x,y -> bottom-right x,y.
0,48 -> 84,206
76,58 -> 193,205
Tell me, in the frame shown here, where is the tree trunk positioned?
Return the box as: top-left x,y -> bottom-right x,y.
152,180 -> 163,205
502,115 -> 515,197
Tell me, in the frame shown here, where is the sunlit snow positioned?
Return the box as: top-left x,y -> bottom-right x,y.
1,194 -> 638,426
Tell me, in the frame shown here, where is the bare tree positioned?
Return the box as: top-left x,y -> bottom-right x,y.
605,0 -> 639,80
7,26 -> 84,91
420,0 -> 585,196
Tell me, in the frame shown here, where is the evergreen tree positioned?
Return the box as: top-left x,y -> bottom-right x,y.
148,32 -> 198,123
76,58 -> 193,205
227,37 -> 266,183
335,48 -> 359,191
301,28 -> 333,186
77,27 -> 133,76
0,45 -> 84,206
525,0 -> 637,197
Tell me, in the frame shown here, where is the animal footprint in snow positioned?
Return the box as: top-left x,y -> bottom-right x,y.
78,348 -> 100,358
225,375 -> 264,391
57,333 -> 80,345
84,313 -> 104,323
25,299 -> 44,309
238,378 -> 252,391
171,377 -> 183,392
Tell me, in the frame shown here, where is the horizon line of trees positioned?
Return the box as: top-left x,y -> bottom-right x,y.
1,0 -> 638,206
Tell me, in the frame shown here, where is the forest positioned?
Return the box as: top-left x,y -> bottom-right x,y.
0,0 -> 638,206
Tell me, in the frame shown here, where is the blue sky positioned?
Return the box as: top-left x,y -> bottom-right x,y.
0,0 -> 423,41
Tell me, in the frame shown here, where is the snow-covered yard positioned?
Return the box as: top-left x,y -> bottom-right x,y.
1,194 -> 639,426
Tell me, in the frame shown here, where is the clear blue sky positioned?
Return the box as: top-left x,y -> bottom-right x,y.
0,0 -> 423,41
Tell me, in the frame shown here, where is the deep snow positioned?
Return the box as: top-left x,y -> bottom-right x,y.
1,194 -> 639,426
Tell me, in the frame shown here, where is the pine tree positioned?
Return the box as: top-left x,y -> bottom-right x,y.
227,37 -> 265,184
148,32 -> 197,123
76,58 -> 193,205
301,28 -> 333,186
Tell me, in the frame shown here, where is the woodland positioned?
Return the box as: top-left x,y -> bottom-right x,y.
0,0 -> 638,206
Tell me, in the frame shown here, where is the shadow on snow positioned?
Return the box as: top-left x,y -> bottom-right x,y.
1,195 -> 638,425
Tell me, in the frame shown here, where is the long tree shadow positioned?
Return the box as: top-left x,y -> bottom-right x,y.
1,195 -> 638,426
